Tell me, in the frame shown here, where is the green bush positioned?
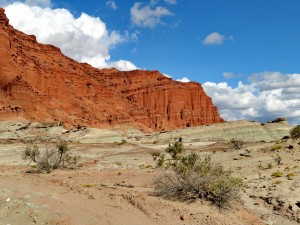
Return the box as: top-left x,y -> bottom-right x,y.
290,125 -> 300,139
152,142 -> 242,209
23,140 -> 81,173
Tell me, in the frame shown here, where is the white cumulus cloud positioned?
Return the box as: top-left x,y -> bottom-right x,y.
108,60 -> 138,71
202,32 -> 225,45
130,2 -> 172,28
24,0 -> 51,7
177,77 -> 190,83
203,72 -> 300,124
3,1 -> 138,71
248,72 -> 300,91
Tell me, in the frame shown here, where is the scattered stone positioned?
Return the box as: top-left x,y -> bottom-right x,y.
88,194 -> 95,200
180,214 -> 188,220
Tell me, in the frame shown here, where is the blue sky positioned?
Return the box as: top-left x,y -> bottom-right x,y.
1,0 -> 300,124
52,0 -> 300,85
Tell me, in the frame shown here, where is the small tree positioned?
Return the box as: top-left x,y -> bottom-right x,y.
290,125 -> 300,139
152,142 -> 242,209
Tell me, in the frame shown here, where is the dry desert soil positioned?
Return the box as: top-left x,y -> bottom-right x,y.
0,121 -> 299,225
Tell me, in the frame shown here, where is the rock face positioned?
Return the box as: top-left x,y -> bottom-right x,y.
0,9 -> 223,131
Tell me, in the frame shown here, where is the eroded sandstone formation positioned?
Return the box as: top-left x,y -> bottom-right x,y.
0,8 -> 223,131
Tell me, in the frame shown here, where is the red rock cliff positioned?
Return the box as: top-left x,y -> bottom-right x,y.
0,9 -> 223,131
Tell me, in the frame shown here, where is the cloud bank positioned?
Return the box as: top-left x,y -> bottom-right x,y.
203,72 -> 300,124
3,1 -> 137,71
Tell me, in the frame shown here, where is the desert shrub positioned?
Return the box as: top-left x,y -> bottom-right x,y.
23,141 -> 81,173
273,154 -> 282,165
273,180 -> 282,185
286,173 -> 296,180
152,142 -> 242,209
114,161 -> 122,166
271,144 -> 282,151
267,162 -> 273,169
271,171 -> 283,178
290,125 -> 300,139
230,138 -> 244,150
118,139 -> 127,145
23,144 -> 40,163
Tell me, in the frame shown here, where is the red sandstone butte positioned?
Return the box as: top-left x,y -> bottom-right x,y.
0,8 -> 223,131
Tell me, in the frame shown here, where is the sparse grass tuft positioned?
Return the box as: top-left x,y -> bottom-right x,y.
271,171 -> 283,178
114,161 -> 122,166
286,173 -> 296,180
271,144 -> 283,151
81,183 -> 96,188
273,180 -> 282,185
118,139 -> 127,145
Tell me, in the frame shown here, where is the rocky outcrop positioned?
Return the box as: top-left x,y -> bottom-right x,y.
0,9 -> 223,131
140,120 -> 294,143
0,120 -> 293,144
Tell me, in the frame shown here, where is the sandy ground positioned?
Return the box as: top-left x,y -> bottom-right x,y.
0,139 -> 299,225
